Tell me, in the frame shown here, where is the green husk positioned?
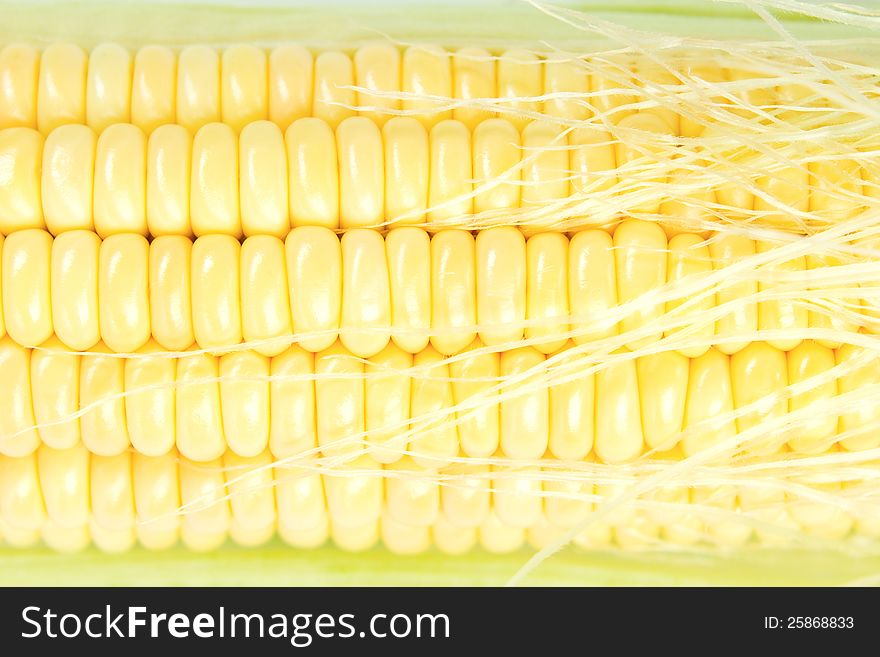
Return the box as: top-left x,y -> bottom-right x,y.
0,0 -> 874,49
3,542 -> 880,586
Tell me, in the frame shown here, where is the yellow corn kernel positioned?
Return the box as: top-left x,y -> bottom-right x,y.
0,128 -> 44,233
239,121 -> 289,238
268,46 -> 313,131
324,455 -> 382,530
191,234 -> 242,350
94,124 -> 148,237
430,229 -> 476,356
340,228 -> 391,358
315,340 -> 365,458
190,123 -> 241,237
427,120 -> 472,225
90,452 -> 134,537
756,240 -> 808,352
837,343 -> 880,452
638,350 -> 689,451
354,44 -> 401,126
38,443 -> 90,528
614,219 -> 668,349
473,118 -> 522,215
595,356 -> 644,464
410,345 -> 459,467
275,462 -> 327,549
221,45 -> 267,132
786,340 -> 838,454
449,339 -> 499,458
476,227 -> 526,346
500,347 -> 549,460
51,230 -> 100,351
709,233 -> 758,355
31,337 -> 80,450
0,452 -> 45,530
285,118 -> 339,229
132,452 -> 180,550
79,343 -> 130,456
148,235 -> 195,351
176,351 -> 225,462
37,44 -> 87,134
548,345 -> 594,460
176,46 -> 220,133
337,117 -> 384,229
0,44 -> 39,129
543,57 -> 590,121
730,341 -> 788,454
131,46 -> 176,135
569,229 -> 618,344
520,121 -> 570,224
41,124 -> 97,234
665,232 -> 713,358
2,228 -> 53,347
284,226 -> 341,353
682,347 -> 735,456
386,227 -> 431,354
570,126 -> 617,206
86,44 -> 132,132
452,47 -> 495,129
383,118 -> 428,225
0,337 -> 40,457
497,49 -> 542,129
386,457 -> 439,528
225,451 -> 276,547
240,235 -> 292,357
805,253 -> 858,350
98,233 -> 150,353
179,457 -> 228,551
402,45 -> 452,128
365,342 -> 412,464
526,232 -> 569,354
124,340 -> 176,457
614,112 -> 675,216
219,351 -> 270,458
146,124 -> 192,237
269,346 -> 316,459
313,51 -> 355,129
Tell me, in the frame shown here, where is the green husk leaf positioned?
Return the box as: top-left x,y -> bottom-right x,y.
0,0 -> 874,49
2,542 -> 879,586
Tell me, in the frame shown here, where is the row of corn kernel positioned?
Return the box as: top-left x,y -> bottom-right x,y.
0,222 -> 872,357
0,114 -> 871,236
1,42 -> 788,135
1,333 -> 877,462
0,447 -> 873,554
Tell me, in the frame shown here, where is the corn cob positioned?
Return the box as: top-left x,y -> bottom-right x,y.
0,0 -> 878,584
